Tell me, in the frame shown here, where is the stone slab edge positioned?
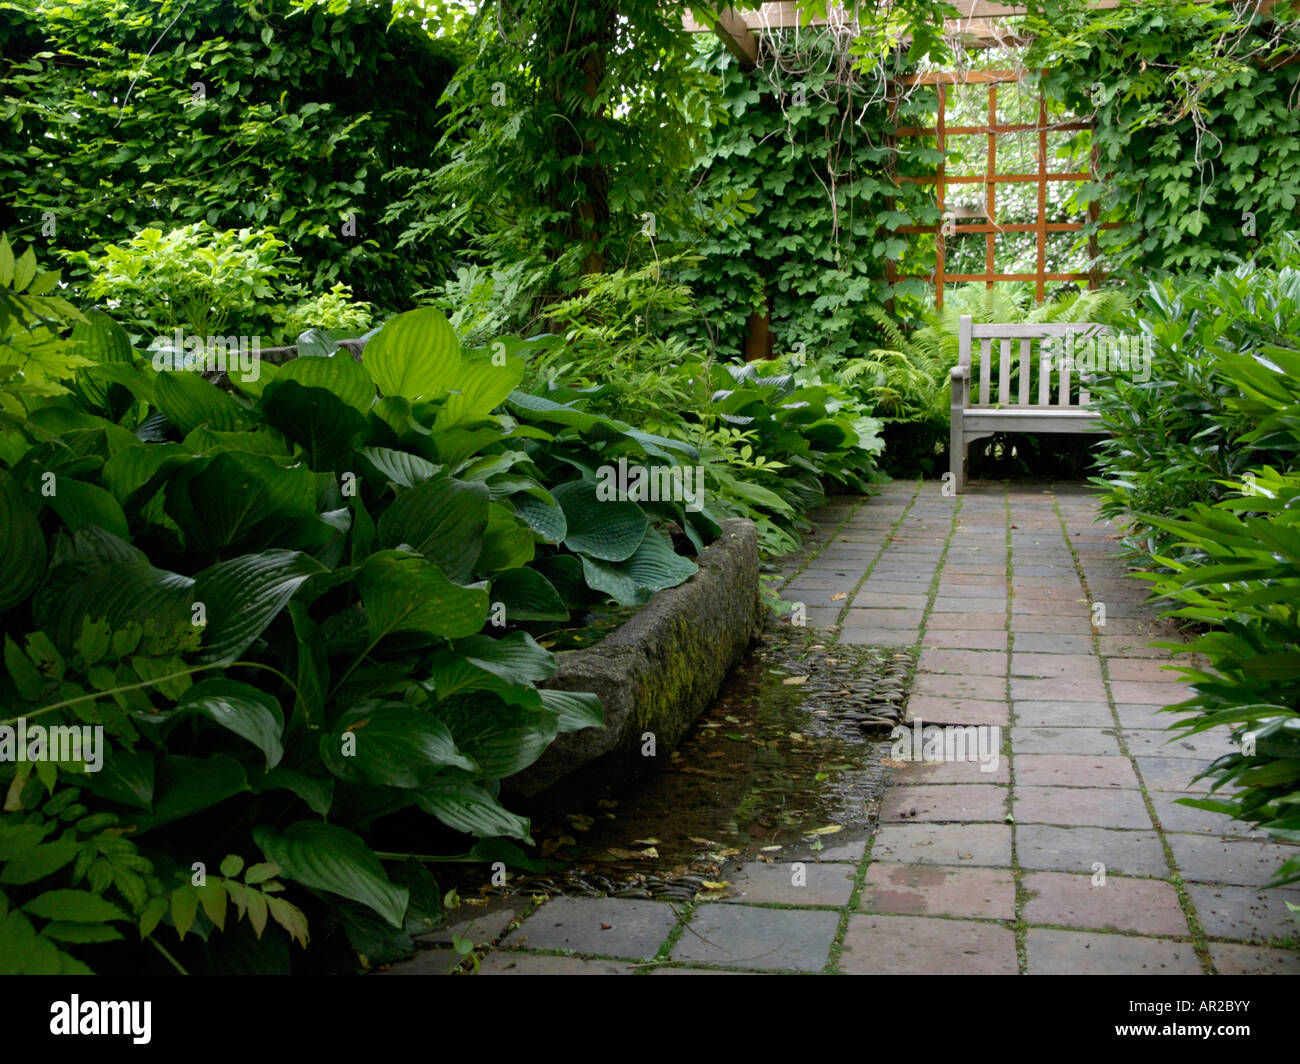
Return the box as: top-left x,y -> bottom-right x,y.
507,518 -> 762,797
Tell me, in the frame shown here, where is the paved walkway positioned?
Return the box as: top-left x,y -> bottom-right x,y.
391,481 -> 1300,975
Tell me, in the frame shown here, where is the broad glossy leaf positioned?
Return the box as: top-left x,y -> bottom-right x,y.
321,702 -> 476,788
417,779 -> 532,841
193,549 -> 326,664
489,566 -> 569,621
376,475 -> 488,583
362,307 -> 461,400
539,689 -> 605,734
154,370 -> 249,434
554,479 -> 647,561
358,552 -> 489,642
261,381 -> 368,470
476,505 -> 534,573
435,354 -> 525,429
276,350 -> 374,412
451,632 -> 556,686
359,447 -> 441,490
174,679 -> 285,770
432,694 -> 559,779
253,822 -> 408,928
0,471 -> 46,611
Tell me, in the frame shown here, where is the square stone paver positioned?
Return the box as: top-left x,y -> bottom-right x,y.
1123,729 -> 1233,760
1186,884 -> 1300,944
1016,825 -> 1169,877
1135,757 -> 1215,793
1011,633 -> 1096,655
870,823 -> 1012,866
839,915 -> 1017,974
881,784 -> 1006,823
922,629 -> 1009,651
838,628 -> 917,646
1108,659 -> 1188,682
905,696 -> 1009,727
844,608 -> 925,629
1109,681 -> 1197,705
673,904 -> 839,972
1011,653 -> 1103,680
891,757 -> 1009,785
1025,929 -> 1201,975
1014,754 -> 1138,789
1013,701 -> 1113,727
1022,872 -> 1189,936
913,673 -> 1006,701
916,648 -> 1008,675
928,612 -> 1007,631
1011,727 -> 1122,756
1015,786 -> 1152,828
860,864 -> 1014,920
478,953 -> 639,975
720,861 -> 856,908
502,897 -> 677,959
1151,794 -> 1262,837
1209,942 -> 1300,974
1011,677 -> 1108,702
1167,836 -> 1300,889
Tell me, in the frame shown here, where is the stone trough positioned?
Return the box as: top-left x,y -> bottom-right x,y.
508,518 -> 763,797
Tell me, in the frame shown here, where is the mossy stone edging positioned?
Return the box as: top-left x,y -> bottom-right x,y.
508,518 -> 762,797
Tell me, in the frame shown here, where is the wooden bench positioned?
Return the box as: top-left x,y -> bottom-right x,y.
949,315 -> 1108,492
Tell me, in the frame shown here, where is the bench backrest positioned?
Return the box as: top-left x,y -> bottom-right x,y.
958,315 -> 1109,409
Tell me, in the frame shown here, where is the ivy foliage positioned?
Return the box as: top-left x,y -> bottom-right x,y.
671,33 -> 943,362
1025,0 -> 1300,274
0,0 -> 459,309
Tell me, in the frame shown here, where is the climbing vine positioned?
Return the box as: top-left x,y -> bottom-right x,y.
671,30 -> 943,362
1024,0 -> 1300,274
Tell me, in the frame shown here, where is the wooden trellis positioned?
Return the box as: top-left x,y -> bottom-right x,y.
889,69 -> 1111,307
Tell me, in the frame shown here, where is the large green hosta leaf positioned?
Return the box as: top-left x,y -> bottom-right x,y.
0,470 -> 46,611
276,349 -> 375,412
512,493 -> 567,542
435,354 -> 525,429
44,479 -> 129,540
417,779 -> 532,842
358,552 -> 489,642
376,475 -> 489,583
171,679 -> 284,770
581,527 -> 698,607
153,371 -> 249,434
321,702 -> 476,788
167,451 -> 328,553
539,689 -> 605,734
553,479 -> 647,561
193,549 -> 326,664
254,822 -> 408,929
476,505 -> 534,573
362,307 -> 461,400
261,380 -> 368,471
359,447 -> 441,491
451,631 -> 556,686
432,693 -> 560,779
489,566 -> 569,621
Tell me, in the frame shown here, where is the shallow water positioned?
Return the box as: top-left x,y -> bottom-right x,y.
510,631 -> 904,891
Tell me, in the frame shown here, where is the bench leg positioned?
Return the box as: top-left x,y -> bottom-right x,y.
949,422 -> 965,493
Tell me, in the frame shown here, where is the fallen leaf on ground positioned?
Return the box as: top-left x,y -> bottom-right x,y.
830,592 -> 847,601
782,675 -> 808,686
807,824 -> 843,836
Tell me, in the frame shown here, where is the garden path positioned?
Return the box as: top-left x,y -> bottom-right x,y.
388,481 -> 1300,975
